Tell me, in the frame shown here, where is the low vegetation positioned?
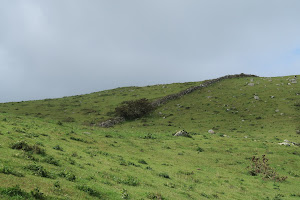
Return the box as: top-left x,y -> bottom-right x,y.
0,75 -> 299,199
115,98 -> 155,120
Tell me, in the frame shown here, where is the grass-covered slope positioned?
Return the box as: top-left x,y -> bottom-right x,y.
0,81 -> 202,126
0,75 -> 299,200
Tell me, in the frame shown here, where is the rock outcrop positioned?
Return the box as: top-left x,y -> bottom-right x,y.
174,130 -> 190,137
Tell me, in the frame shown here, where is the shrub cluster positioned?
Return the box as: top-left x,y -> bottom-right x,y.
0,185 -> 45,200
248,155 -> 287,182
115,98 -> 154,120
76,185 -> 102,198
10,141 -> 46,155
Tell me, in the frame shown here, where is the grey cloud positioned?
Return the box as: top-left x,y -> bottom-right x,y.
1,0 -> 300,102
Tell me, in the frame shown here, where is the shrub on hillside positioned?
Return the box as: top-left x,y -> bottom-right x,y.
10,141 -> 46,155
248,155 -> 287,182
115,98 -> 154,120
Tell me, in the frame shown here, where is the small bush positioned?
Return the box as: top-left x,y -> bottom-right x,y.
147,192 -> 165,200
294,102 -> 300,107
53,145 -> 64,151
42,155 -> 60,166
58,170 -> 76,182
158,172 -> 170,179
143,133 -> 156,139
11,141 -> 46,155
121,188 -> 129,199
0,185 -> 30,198
115,98 -> 154,120
25,164 -> 54,179
0,166 -> 24,177
248,155 -> 287,182
76,185 -> 102,198
196,147 -> 204,153
30,187 -> 45,200
53,181 -> 62,192
122,176 -> 140,186
138,159 -> 148,165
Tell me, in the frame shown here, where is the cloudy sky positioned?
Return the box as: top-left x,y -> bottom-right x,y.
1,0 -> 300,103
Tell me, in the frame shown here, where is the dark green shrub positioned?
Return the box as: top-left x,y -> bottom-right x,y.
158,172 -> 170,179
196,147 -> 204,153
58,170 -> 76,182
70,136 -> 87,143
53,181 -> 61,191
76,185 -> 102,198
42,155 -> 60,166
53,145 -> 64,151
115,98 -> 154,120
0,166 -> 24,177
25,164 -> 53,179
30,187 -> 45,200
143,133 -> 156,139
0,185 -> 30,198
11,141 -> 46,155
138,159 -> 148,165
11,141 -> 31,151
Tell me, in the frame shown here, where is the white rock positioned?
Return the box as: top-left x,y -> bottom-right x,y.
174,130 -> 189,137
248,83 -> 255,86
278,142 -> 290,146
290,79 -> 297,84
254,95 -> 259,100
208,129 -> 215,134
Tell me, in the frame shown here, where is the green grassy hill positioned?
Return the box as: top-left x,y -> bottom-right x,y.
0,75 -> 299,200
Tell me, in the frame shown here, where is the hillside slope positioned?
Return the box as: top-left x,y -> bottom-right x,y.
0,81 -> 202,126
0,75 -> 299,200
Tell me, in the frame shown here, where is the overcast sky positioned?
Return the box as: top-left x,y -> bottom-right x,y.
1,0 -> 300,103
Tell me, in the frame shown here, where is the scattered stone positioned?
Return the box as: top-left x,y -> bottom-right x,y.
280,113 -> 284,116
208,129 -> 215,134
244,136 -> 248,138
99,117 -> 125,128
174,130 -> 190,137
278,139 -> 299,146
290,79 -> 297,84
278,142 -> 291,146
296,130 -> 300,134
270,96 -> 275,99
275,109 -> 280,112
248,83 -> 255,86
221,134 -> 228,137
254,95 -> 259,100
288,83 -> 291,85
83,132 -> 91,135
